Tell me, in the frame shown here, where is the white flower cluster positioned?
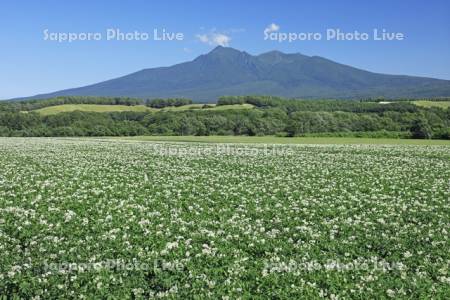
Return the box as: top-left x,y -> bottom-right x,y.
0,138 -> 448,298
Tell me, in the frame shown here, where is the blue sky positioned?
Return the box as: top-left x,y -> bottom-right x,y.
0,0 -> 449,99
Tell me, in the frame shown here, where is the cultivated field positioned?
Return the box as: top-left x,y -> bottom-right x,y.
160,103 -> 253,111
33,103 -> 253,115
34,104 -> 155,115
0,138 -> 449,298
413,100 -> 450,109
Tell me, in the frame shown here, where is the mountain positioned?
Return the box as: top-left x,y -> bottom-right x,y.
15,46 -> 450,101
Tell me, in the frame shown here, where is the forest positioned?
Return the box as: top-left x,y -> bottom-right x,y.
0,96 -> 449,139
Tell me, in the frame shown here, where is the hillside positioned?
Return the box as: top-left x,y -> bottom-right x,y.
413,100 -> 450,109
34,104 -> 153,115
32,103 -> 253,115
15,47 -> 450,101
1,96 -> 448,139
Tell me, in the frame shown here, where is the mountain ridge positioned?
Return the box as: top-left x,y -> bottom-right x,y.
11,46 -> 450,101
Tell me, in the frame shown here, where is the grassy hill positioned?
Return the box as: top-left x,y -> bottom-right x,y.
161,103 -> 253,111
22,98 -> 450,116
413,100 -> 450,109
35,104 -> 153,115
34,103 -> 253,115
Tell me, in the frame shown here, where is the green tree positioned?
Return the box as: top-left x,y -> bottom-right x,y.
411,118 -> 432,139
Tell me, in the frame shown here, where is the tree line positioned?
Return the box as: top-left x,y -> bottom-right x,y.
146,98 -> 193,108
0,96 -> 194,112
0,101 -> 448,139
217,96 -> 419,113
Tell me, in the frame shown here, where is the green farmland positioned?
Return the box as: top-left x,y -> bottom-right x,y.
0,138 -> 449,298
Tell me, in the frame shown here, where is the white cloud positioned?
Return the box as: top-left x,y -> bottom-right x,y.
196,32 -> 231,47
211,33 -> 231,46
264,23 -> 280,35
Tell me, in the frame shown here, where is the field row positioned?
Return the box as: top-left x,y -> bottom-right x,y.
0,138 -> 449,298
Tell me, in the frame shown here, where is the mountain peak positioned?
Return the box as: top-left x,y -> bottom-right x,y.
208,46 -> 245,56
196,46 -> 253,66
15,47 -> 450,101
210,45 -> 226,52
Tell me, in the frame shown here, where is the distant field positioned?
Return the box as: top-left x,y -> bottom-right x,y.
111,135 -> 450,145
33,103 -> 254,115
412,100 -> 450,109
160,104 -> 206,111
35,104 -> 154,115
207,103 -> 254,111
161,103 -> 253,111
30,101 -> 450,116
